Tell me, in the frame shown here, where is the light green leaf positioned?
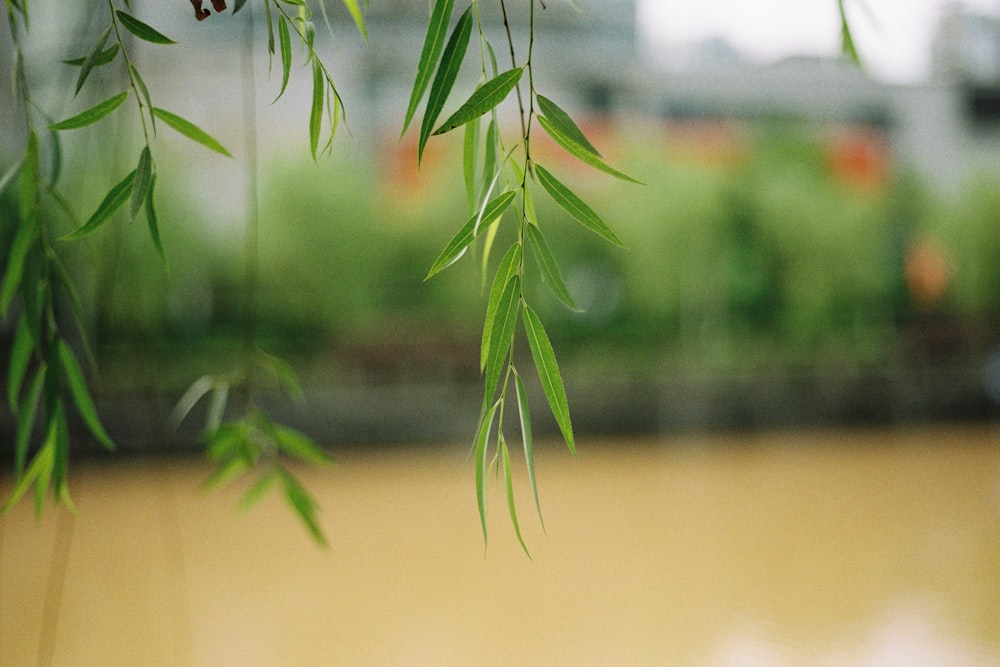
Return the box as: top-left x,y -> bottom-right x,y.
271,423 -> 333,466
280,468 -> 328,546
309,58 -> 324,159
2,436 -> 54,515
276,15 -> 292,102
534,164 -> 625,247
523,306 -> 574,454
419,5 -> 473,162
49,91 -> 128,130
341,0 -> 367,40
839,0 -> 861,66
514,370 -> 543,526
535,94 -> 601,156
433,67 -> 523,136
536,115 -> 641,184
237,468 -> 279,512
401,0 -> 455,137
483,275 -> 520,406
425,190 -> 516,279
57,339 -> 115,451
115,10 -> 175,44
480,242 -> 522,371
63,169 -> 135,240
152,107 -> 232,157
474,401 -> 499,545
129,146 -> 152,223
253,348 -> 305,400
204,452 -> 250,490
501,435 -> 531,557
525,222 -> 578,310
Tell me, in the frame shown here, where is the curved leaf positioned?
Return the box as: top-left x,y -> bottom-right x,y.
514,370 -> 543,526
49,91 -> 128,130
152,107 -> 232,157
534,164 -> 624,247
483,274 -> 520,405
129,146 -> 152,223
535,94 -> 601,156
536,115 -> 641,184
433,67 -> 524,136
115,10 -> 175,44
57,340 -> 115,451
523,306 -> 574,454
309,59 -> 324,159
474,401 -> 499,545
419,5 -> 473,162
63,170 -> 135,239
501,436 -> 531,557
402,0 -> 456,137
480,242 -> 522,371
341,0 -> 367,40
425,190 -> 516,279
525,222 -> 578,310
275,15 -> 292,102
70,26 -> 113,95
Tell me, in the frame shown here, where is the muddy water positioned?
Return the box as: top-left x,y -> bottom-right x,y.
2,425 -> 999,666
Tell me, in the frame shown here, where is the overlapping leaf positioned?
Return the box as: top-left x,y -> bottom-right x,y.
536,115 -> 641,184
402,0 -> 455,136
116,10 -> 175,44
523,306 -> 574,453
433,67 -> 524,136
525,223 -> 578,310
425,190 -> 516,279
419,5 -> 473,162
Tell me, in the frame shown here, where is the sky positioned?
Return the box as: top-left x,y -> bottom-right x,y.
637,0 -> 1000,83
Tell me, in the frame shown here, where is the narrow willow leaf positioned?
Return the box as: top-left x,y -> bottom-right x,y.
115,10 -> 176,44
275,15 -> 292,102
838,0 -> 861,65
419,5 -> 473,162
205,383 -> 229,432
204,453 -> 250,490
253,348 -> 304,400
63,169 -> 135,240
272,423 -> 333,466
280,468 -> 328,546
536,115 -> 641,184
480,242 -> 522,371
433,67 -> 523,136
167,375 -> 214,430
7,318 -> 32,414
425,190 -> 516,279
0,216 -> 37,316
474,401 -> 499,544
129,146 -> 152,223
482,119 -> 498,199
483,275 -> 521,405
525,222 -> 578,310
152,108 -> 232,157
14,369 -> 44,477
48,253 -> 95,371
2,437 -> 54,514
401,0 -> 456,137
65,44 -> 117,73
501,435 -> 531,557
130,64 -> 154,130
535,94 -> 601,156
237,468 -> 279,512
145,174 -> 168,267
73,25 -> 111,96
52,399 -> 70,497
523,306 -> 574,454
49,91 -> 128,130
341,0 -> 367,40
514,370 -> 543,526
57,339 -> 115,451
265,0 -> 275,57
309,59 -> 324,159
534,164 -> 625,247
33,418 -> 55,516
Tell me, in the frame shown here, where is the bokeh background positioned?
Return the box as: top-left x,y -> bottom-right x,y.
2,1 -> 999,665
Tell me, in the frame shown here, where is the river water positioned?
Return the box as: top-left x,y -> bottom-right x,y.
2,424 -> 999,665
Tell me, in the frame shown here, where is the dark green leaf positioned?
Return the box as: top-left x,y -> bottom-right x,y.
129,146 -> 152,223
474,401 -> 499,545
152,107 -> 232,157
7,317 -> 33,414
501,436 -> 531,557
14,368 -> 44,477
63,169 -> 135,239
534,164 -> 625,247
57,339 -> 115,451
401,0 -> 455,137
535,94 -> 601,156
145,175 -> 168,267
63,43 -> 117,69
48,253 -> 95,369
19,130 -> 37,222
253,348 -> 304,400
265,0 -> 275,56
433,67 -> 523,136
514,370 -> 543,526
525,222 -> 578,310
0,155 -> 24,198
309,59 -> 324,159
276,15 -> 292,102
523,306 -> 574,453
425,190 -> 516,279
480,242 -> 522,371
280,468 -> 328,546
73,25 -> 111,96
116,10 -> 176,44
233,0 -> 249,14
0,214 -> 37,316
419,5 -> 473,162
483,275 -> 520,405
536,115 -> 641,184
49,91 -> 128,130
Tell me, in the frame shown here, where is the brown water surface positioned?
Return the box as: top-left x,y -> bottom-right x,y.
2,425 -> 999,665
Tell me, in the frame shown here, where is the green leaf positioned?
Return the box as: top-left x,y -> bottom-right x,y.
501,436 -> 531,557
7,317 -> 33,414
483,275 -> 520,406
115,10 -> 175,44
525,222 -> 579,310
514,370 -> 543,526
49,91 -> 128,130
534,164 -> 625,247
280,468 -> 328,546
204,451 -> 250,490
480,242 -> 522,371
536,115 -> 641,184
14,368 -> 44,477
401,0 -> 455,137
130,64 -> 154,129
523,306 -> 574,454
2,437 -> 54,515
309,58 -> 324,159
0,213 -> 37,316
0,155 -> 24,198
433,67 -> 524,136
275,15 -> 292,102
167,375 -> 214,430
474,401 -> 499,545
419,5 -> 473,162
63,169 -> 135,239
19,130 -> 38,222
425,190 -> 516,279
839,0 -> 861,66
535,94 -> 601,156
145,174 -> 168,267
129,146 -> 152,223
264,0 -> 275,56
233,0 -> 249,14
341,0 -> 367,40
152,107 -> 232,157
272,423 -> 333,466
57,339 -> 115,451
72,25 -> 111,96
237,468 -> 279,512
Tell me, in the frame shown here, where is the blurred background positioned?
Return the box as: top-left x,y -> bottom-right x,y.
1,1 -> 999,665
